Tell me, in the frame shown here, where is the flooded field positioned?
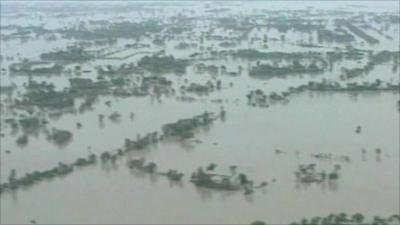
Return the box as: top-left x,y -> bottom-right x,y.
0,1 -> 399,225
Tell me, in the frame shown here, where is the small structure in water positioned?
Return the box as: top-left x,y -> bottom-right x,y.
295,164 -> 340,184
190,167 -> 241,191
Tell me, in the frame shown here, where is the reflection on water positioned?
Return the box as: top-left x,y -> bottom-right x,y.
1,92 -> 398,224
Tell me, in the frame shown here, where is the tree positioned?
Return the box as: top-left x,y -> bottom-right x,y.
352,213 -> 365,224
250,221 -> 266,225
281,34 -> 286,42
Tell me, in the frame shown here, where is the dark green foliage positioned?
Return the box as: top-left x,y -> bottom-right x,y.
9,61 -> 63,75
185,82 -> 214,94
60,21 -> 162,40
305,80 -> 399,92
48,128 -> 72,145
267,18 -> 324,32
318,29 -> 354,43
40,47 -> 92,62
21,89 -> 74,108
69,78 -> 111,95
97,64 -> 139,75
162,112 -> 215,139
27,91 -> 72,107
370,51 -> 400,65
234,49 -> 323,60
19,117 -> 41,130
249,61 -> 323,77
16,134 -> 28,145
250,221 -> 266,225
138,55 -> 188,74
218,17 -> 252,31
342,21 -> 379,44
111,78 -> 127,87
285,213 -> 400,225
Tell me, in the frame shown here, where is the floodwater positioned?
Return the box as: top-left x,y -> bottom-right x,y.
0,1 -> 399,224
1,92 -> 399,224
